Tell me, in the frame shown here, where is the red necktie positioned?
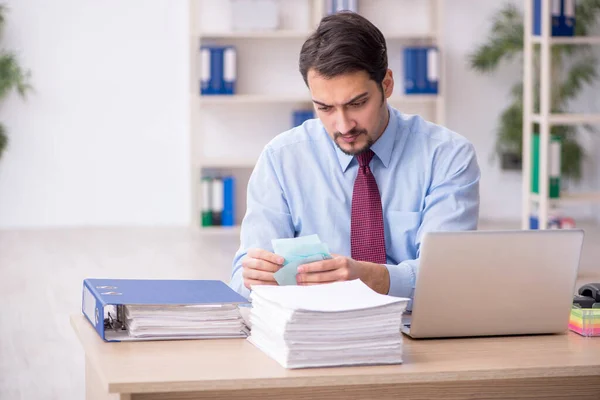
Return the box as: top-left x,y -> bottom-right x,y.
350,149 -> 387,264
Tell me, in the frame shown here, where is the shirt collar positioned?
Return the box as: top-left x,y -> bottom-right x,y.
334,103 -> 398,172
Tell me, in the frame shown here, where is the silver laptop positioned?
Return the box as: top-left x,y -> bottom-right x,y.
402,229 -> 584,339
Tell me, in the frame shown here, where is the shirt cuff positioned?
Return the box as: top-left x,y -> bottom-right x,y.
384,262 -> 416,299
229,268 -> 251,300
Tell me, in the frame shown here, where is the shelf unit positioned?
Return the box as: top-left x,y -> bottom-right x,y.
522,0 -> 600,230
189,0 -> 446,232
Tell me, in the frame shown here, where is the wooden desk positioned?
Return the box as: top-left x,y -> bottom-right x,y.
71,314 -> 600,400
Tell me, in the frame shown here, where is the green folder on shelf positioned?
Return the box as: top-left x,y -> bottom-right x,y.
201,177 -> 213,227
531,133 -> 561,199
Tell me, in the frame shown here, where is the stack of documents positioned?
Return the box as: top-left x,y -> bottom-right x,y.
248,279 -> 409,369
123,304 -> 248,339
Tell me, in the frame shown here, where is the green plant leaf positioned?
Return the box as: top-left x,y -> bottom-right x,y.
510,81 -> 523,101
0,4 -> 6,32
0,51 -> 31,100
583,123 -> 600,134
497,101 -> 523,154
557,55 -> 598,107
468,3 -> 523,73
0,123 -> 6,159
560,137 -> 584,180
575,0 -> 600,36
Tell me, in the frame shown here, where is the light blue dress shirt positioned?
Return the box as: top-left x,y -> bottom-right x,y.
230,105 -> 480,300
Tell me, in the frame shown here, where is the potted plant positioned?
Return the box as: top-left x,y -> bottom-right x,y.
0,4 -> 31,159
468,1 -> 600,181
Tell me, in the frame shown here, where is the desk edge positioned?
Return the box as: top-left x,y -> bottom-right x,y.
107,366 -> 600,394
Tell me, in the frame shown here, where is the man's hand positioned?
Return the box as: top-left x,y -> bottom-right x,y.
242,248 -> 285,290
296,255 -> 390,295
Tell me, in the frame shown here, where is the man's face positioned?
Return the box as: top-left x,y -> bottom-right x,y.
307,68 -> 394,155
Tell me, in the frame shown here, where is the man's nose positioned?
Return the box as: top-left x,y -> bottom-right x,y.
335,111 -> 356,134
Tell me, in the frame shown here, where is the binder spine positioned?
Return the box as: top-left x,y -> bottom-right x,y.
533,0 -> 542,35
326,0 -> 335,15
201,177 -> 213,226
199,47 -> 211,95
531,133 -> 561,199
223,176 -> 236,226
348,0 -> 358,12
223,46 -> 237,95
82,280 -> 106,340
330,0 -> 357,13
212,178 -> 224,226
554,0 -> 565,36
563,0 -> 575,35
211,47 -> 225,94
426,47 -> 439,94
564,0 -> 575,18
552,0 -> 561,16
403,47 -> 416,94
550,136 -> 562,198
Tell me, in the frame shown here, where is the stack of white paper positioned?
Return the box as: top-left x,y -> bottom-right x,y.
123,304 -> 249,339
248,280 -> 410,369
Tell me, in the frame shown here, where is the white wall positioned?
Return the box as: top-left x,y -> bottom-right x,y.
0,0 -> 190,228
444,0 -> 523,220
0,0 -> 597,228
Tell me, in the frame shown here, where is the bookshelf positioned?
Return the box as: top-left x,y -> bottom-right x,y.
522,0 -> 600,230
189,0 -> 446,232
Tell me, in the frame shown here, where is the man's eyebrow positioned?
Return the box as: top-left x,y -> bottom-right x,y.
312,92 -> 369,108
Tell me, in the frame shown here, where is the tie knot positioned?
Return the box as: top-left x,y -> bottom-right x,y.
356,149 -> 374,168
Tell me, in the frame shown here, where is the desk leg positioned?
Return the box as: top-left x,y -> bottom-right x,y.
85,357 -> 131,400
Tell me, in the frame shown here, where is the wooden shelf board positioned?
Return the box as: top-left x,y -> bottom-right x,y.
530,192 -> 600,205
531,113 -> 600,125
531,36 -> 600,45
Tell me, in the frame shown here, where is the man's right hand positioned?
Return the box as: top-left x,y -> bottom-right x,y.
242,248 -> 285,290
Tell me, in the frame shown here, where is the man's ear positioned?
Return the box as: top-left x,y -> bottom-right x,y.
382,69 -> 394,99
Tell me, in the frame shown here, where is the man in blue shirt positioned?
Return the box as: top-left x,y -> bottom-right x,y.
230,12 -> 480,299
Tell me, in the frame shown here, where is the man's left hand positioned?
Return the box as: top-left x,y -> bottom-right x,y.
296,255 -> 360,285
296,255 -> 390,294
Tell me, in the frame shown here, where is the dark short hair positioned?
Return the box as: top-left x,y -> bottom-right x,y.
299,12 -> 388,87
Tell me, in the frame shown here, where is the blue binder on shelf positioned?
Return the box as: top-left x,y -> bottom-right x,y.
292,109 -> 314,127
222,176 -> 236,226
326,0 -> 358,14
82,278 -> 249,342
533,0 -> 575,37
403,47 -> 417,94
404,47 -> 439,95
200,46 -> 237,95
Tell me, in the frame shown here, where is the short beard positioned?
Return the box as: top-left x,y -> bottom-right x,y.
334,129 -> 374,156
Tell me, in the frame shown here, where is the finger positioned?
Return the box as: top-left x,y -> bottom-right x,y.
244,278 -> 278,290
247,248 -> 285,265
297,259 -> 339,274
242,267 -> 277,283
242,257 -> 281,273
297,269 -> 342,284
